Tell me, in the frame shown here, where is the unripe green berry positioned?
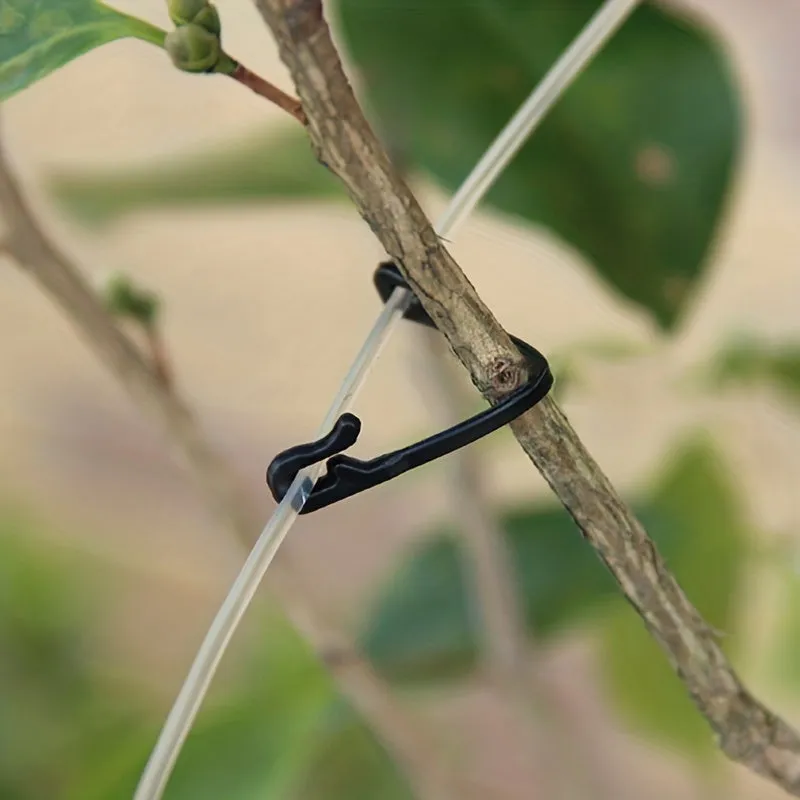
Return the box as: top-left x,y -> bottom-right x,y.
167,0 -> 221,35
194,6 -> 221,35
167,0 -> 204,26
164,23 -> 220,73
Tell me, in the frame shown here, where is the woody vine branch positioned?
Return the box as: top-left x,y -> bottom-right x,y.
251,0 -> 800,795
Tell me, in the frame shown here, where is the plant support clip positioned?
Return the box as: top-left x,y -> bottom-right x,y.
266,262 -> 553,514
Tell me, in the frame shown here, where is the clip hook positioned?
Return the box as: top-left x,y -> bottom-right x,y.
267,262 -> 553,514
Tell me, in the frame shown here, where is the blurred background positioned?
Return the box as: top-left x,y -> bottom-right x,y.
2,0 -> 800,797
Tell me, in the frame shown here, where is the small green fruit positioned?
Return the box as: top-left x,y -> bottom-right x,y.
193,6 -> 221,36
167,0 -> 205,25
165,23 -> 221,73
167,0 -> 221,35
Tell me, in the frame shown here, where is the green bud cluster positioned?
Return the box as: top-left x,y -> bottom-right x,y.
104,273 -> 160,328
167,0 -> 221,33
164,0 -> 233,75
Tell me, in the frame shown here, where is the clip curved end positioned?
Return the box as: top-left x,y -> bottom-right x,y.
267,412 -> 361,504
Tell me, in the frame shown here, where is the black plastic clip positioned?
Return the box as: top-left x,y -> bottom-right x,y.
266,262 -> 553,514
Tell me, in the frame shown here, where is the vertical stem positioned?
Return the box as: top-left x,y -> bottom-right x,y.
144,325 -> 173,390
411,328 -> 529,677
410,327 -> 624,800
229,62 -> 307,123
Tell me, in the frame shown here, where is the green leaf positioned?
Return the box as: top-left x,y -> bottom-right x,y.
361,505 -> 620,684
48,125 -> 346,227
704,337 -> 800,405
335,0 -> 741,329
0,507 -> 117,798
360,434 -> 748,713
766,565 -> 800,694
71,609 -> 335,800
287,702 -> 412,800
598,438 -> 749,765
0,505 -> 338,800
167,618 -> 332,800
0,0 -> 166,101
361,496 -> 700,685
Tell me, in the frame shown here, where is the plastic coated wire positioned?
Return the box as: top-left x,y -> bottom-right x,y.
133,1 -> 641,796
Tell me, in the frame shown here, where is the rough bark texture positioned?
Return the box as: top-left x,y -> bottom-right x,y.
252,0 -> 800,794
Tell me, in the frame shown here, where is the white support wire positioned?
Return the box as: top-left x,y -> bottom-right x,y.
133,1 -> 641,797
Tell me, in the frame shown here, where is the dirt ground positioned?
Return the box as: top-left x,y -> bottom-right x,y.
2,1 -> 800,797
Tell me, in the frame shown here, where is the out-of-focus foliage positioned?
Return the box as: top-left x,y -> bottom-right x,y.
361,432 -> 751,767
287,704 -> 412,800
0,506 -> 413,800
362,504 -> 616,684
0,0 -> 164,101
598,439 -> 749,765
74,614 -> 337,800
335,0 -> 741,329
48,126 -> 345,228
768,566 -> 800,695
46,2 -> 741,330
102,273 -> 161,328
705,338 -> 800,405
547,336 -> 652,401
0,508 -> 146,799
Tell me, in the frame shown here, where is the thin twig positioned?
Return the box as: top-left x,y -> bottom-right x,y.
412,328 -> 529,678
144,325 -> 173,390
252,1 -> 800,794
230,61 -> 307,123
414,329 -> 622,800
411,330 -> 565,795
0,125 -> 463,800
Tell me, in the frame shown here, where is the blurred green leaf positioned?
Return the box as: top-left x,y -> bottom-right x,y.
361,505 -> 618,683
705,338 -> 800,404
0,508 -> 97,798
103,272 -> 160,327
0,507 -> 341,800
336,0 -> 741,329
0,510 -> 165,799
70,609 -> 335,800
287,702 -> 412,800
548,336 -> 651,401
48,126 -> 345,227
598,438 -> 749,765
360,435 -> 749,705
360,490 -> 698,685
166,614 -> 332,800
0,0 -> 165,101
767,564 -> 800,694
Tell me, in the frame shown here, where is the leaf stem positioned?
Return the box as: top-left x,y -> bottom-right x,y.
229,62 -> 307,124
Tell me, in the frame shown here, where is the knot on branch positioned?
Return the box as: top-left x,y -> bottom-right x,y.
490,355 -> 527,398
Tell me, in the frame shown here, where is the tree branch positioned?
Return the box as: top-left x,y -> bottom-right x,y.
251,0 -> 800,794
0,126 -> 465,800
